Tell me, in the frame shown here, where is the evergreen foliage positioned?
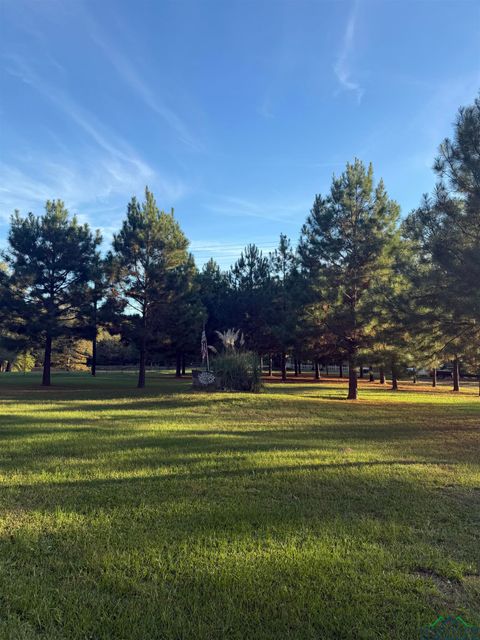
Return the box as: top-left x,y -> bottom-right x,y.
108,188 -> 192,388
4,200 -> 100,385
1,95 -> 478,396
299,159 -> 401,399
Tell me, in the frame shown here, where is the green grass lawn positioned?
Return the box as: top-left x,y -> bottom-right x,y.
0,372 -> 479,639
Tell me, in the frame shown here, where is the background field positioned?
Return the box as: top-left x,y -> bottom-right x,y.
0,373 -> 479,639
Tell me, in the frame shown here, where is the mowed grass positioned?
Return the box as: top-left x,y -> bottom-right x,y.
0,373 -> 479,640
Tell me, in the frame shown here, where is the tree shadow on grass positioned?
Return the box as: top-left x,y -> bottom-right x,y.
1,428 -> 478,640
1,412 -> 478,473
1,464 -> 478,598
1,483 -> 471,640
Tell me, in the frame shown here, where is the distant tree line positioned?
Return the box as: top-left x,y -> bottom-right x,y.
1,95 -> 479,398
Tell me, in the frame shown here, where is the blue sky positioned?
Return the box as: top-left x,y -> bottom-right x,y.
1,0 -> 479,268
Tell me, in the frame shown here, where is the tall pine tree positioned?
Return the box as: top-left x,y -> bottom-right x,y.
404,94 -> 480,390
5,201 -> 100,386
300,159 -> 400,399
108,188 -> 190,388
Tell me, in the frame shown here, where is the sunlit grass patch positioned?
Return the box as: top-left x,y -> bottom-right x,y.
0,372 -> 479,639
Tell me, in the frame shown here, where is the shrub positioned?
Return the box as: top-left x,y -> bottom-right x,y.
12,351 -> 36,373
212,351 -> 262,392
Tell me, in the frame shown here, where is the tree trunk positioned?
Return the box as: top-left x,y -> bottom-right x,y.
42,334 -> 52,386
181,354 -> 186,376
432,367 -> 437,387
138,309 -> 147,388
347,356 -> 357,400
91,332 -> 97,377
339,363 -> 343,378
175,351 -> 182,378
359,364 -> 364,379
138,342 -> 146,388
281,351 -> 287,382
453,356 -> 460,392
314,360 -> 320,380
298,360 -> 301,375
268,355 -> 272,377
369,371 -> 374,382
326,364 -> 329,376
5,360 -> 12,373
379,367 -> 385,384
391,361 -> 398,391
294,358 -> 298,376
91,299 -> 97,376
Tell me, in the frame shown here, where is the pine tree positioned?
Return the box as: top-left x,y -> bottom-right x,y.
197,258 -> 231,342
229,244 -> 272,356
5,201 -> 100,386
108,188 -> 190,388
404,95 -> 480,390
85,254 -> 109,377
268,235 -> 300,381
161,254 -> 206,376
300,159 -> 400,399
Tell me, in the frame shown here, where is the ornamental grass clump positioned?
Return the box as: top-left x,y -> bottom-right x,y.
212,351 -> 262,392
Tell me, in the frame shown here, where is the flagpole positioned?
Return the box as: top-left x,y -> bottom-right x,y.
201,325 -> 210,372
205,326 -> 210,371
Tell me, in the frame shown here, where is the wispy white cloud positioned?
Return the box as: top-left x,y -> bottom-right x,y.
0,154 -> 185,223
191,239 -> 278,253
0,165 -> 53,220
3,0 -> 201,150
1,54 -> 187,228
190,238 -> 282,270
77,6 -> 201,151
0,160 -> 125,220
357,72 -> 480,166
206,194 -> 310,223
334,0 -> 364,103
4,54 -> 150,168
0,156 -> 185,248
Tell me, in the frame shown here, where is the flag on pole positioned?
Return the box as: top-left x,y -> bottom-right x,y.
201,329 -> 208,363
